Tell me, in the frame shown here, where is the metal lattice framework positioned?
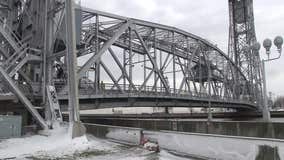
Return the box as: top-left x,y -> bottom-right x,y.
228,0 -> 263,107
0,0 -> 261,128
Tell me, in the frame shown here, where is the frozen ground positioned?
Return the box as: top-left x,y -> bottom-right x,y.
0,126 -> 193,160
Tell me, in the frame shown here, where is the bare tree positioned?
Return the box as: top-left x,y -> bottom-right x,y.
273,96 -> 284,110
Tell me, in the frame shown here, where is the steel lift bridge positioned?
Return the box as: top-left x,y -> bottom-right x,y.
0,0 -> 263,129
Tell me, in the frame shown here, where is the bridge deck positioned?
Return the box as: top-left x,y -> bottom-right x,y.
56,83 -> 257,110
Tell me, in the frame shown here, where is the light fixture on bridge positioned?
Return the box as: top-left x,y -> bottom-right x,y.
262,36 -> 283,59
260,35 -> 283,122
263,38 -> 272,57
274,36 -> 283,51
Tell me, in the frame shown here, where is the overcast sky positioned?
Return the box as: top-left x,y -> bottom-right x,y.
82,0 -> 284,97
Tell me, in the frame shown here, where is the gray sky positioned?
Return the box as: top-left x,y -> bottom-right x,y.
82,0 -> 284,96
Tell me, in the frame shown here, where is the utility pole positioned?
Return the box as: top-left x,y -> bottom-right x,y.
65,0 -> 86,138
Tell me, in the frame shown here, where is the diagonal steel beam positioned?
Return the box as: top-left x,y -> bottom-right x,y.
59,21 -> 131,94
108,47 -> 137,91
0,25 -> 21,52
82,13 -> 95,22
161,54 -> 171,71
132,26 -> 170,93
177,47 -> 199,94
177,58 -> 189,94
8,56 -> 29,77
100,61 -> 123,92
78,21 -> 131,79
138,70 -> 154,92
189,69 -> 199,95
0,46 -> 33,85
0,66 -> 48,129
5,46 -> 28,66
111,75 -> 123,90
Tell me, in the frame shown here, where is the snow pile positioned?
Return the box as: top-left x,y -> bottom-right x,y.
0,124 -> 202,160
0,125 -> 113,159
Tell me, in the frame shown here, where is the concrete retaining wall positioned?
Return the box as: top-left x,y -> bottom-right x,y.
84,123 -> 142,145
85,123 -> 284,160
82,118 -> 284,139
143,130 -> 284,160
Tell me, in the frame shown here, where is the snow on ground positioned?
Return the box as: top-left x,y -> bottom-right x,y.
86,149 -> 192,160
0,125 -> 194,160
0,125 -> 116,159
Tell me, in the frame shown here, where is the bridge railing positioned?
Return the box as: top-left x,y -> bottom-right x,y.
55,82 -> 254,106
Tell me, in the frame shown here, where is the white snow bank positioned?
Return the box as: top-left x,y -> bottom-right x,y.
0,124 -> 198,160
0,125 -> 114,159
83,147 -> 191,160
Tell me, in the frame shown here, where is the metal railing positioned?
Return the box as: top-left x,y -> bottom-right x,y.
55,82 -> 255,106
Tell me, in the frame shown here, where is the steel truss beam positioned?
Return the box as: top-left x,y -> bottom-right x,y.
49,5 -> 258,109
132,25 -> 170,93
0,0 -> 262,121
78,21 -> 132,78
228,0 -> 263,107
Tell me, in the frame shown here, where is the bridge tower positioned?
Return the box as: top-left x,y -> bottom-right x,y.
228,0 -> 263,107
0,0 -> 84,135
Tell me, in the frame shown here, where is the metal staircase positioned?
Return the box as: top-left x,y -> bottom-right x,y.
0,21 -> 48,129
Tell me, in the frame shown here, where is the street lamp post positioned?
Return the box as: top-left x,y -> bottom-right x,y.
254,36 -> 283,122
261,59 -> 270,122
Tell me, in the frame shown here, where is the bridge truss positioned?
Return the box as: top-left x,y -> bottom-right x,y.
0,0 -> 262,128
228,0 -> 263,108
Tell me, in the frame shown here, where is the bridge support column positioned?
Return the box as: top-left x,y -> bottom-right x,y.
65,0 -> 85,138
